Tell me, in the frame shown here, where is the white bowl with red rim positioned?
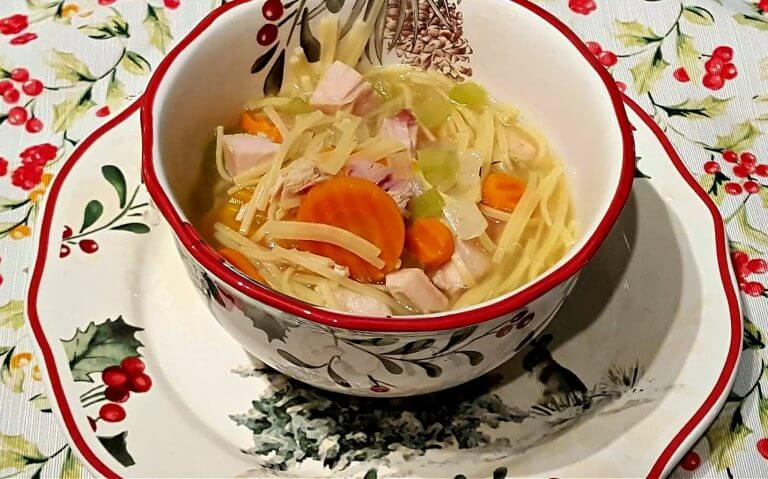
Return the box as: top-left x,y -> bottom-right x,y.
141,0 -> 634,396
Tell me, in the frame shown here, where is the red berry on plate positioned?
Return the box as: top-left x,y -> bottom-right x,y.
705,57 -> 724,75
102,366 -> 128,388
105,386 -> 130,403
702,73 -> 724,91
744,281 -> 765,296
725,182 -> 743,195
673,67 -> 690,82
757,165 -> 768,177
758,438 -> 768,459
22,79 -> 43,96
679,451 -> 700,471
262,0 -> 284,20
723,150 -> 738,163
0,80 -> 12,94
62,225 -> 72,239
10,68 -> 29,82
59,244 -> 70,258
745,181 -> 760,194
95,106 -> 110,117
256,24 -> 278,46
749,259 -> 768,274
598,51 -> 617,67
740,152 -> 757,166
164,0 -> 180,9
585,41 -> 602,55
3,87 -> 20,104
99,403 -> 126,423
120,356 -> 145,377
713,46 -> 734,62
98,0 -> 116,5
7,106 -> 27,125
25,117 -> 43,133
370,385 -> 389,393
128,373 -> 152,393
732,165 -> 749,178
703,161 -> 720,174
722,63 -> 738,80
79,239 -> 99,254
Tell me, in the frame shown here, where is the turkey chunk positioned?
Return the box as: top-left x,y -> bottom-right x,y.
386,268 -> 449,313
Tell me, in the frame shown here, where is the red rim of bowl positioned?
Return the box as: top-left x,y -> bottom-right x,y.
141,0 -> 636,332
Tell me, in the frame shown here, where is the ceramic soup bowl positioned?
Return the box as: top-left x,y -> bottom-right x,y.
142,0 -> 634,396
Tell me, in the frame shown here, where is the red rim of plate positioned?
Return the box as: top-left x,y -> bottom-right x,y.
24,79 -> 740,479
139,0 -> 637,332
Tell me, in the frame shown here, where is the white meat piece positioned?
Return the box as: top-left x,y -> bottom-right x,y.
334,289 -> 392,316
386,178 -> 419,212
379,109 -> 418,150
346,160 -> 394,186
431,239 -> 491,295
386,268 -> 449,313
310,61 -> 373,114
222,134 -> 279,177
507,128 -> 537,161
271,157 -> 327,208
352,85 -> 382,116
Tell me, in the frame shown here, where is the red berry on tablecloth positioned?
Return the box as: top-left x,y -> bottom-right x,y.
749,259 -> 768,274
723,150 -> 738,163
128,373 -> 152,393
702,73 -> 724,91
263,0 -> 284,20
757,165 -> 768,177
733,251 -> 749,267
164,0 -> 180,9
120,357 -> 145,376
0,157 -> 7,177
105,386 -> 130,403
99,403 -> 126,423
95,106 -> 110,117
732,165 -> 749,178
740,152 -> 757,166
679,451 -> 700,471
7,106 -> 27,125
79,239 -> 99,254
739,263 -> 752,281
598,51 -> 617,67
10,33 -> 37,45
568,0 -> 596,15
703,161 -> 720,174
615,81 -> 626,92
10,68 -> 29,82
98,0 -> 116,5
744,281 -> 765,297
745,181 -> 760,194
724,182 -> 743,195
257,24 -> 278,46
761,0 -> 768,12
0,14 -> 28,35
0,80 -> 12,94
713,45 -> 734,62
22,79 -> 43,96
3,87 -> 20,104
758,438 -> 768,459
722,63 -> 738,80
102,365 -> 128,388
705,57 -> 724,75
25,118 -> 43,133
585,41 -> 602,55
673,67 -> 690,82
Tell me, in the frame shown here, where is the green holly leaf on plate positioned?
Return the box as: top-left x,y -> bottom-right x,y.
53,88 -> 95,133
0,300 -> 24,330
706,401 -> 752,470
47,50 -> 96,83
630,47 -> 669,95
614,20 -> 661,48
713,121 -> 761,152
0,433 -> 46,472
61,316 -> 144,382
144,5 -> 173,54
98,432 -> 135,467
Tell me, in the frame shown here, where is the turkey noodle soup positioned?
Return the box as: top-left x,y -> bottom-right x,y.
198,16 -> 575,316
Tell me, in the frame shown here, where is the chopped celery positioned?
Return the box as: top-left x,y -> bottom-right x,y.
278,98 -> 313,115
448,82 -> 488,110
371,78 -> 394,99
408,188 -> 445,219
418,148 -> 459,191
413,95 -> 451,128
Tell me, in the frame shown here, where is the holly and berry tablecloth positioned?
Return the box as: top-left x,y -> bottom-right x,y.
1,0 -> 768,477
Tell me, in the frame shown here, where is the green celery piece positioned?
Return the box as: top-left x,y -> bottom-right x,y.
418,149 -> 459,191
278,98 -> 313,114
413,95 -> 451,128
408,188 -> 445,218
448,82 -> 488,110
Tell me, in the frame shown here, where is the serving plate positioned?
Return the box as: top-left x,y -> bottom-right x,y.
25,93 -> 740,478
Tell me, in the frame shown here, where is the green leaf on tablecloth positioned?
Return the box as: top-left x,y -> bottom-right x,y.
735,207 -> 768,249
53,87 -> 95,133
698,173 -> 726,205
756,95 -> 768,103
706,400 -> 753,470
0,197 -> 30,213
731,240 -> 763,256
682,6 -> 715,25
79,12 -> 129,39
101,165 -> 126,208
106,71 -> 126,109
759,187 -> 768,210
120,51 -> 151,76
756,113 -> 768,123
80,199 -> 103,232
676,32 -> 703,83
0,433 -> 46,472
0,300 -> 24,330
29,393 -> 52,413
614,20 -> 661,48
658,96 -> 730,120
61,316 -> 144,382
47,50 -> 96,83
744,317 -> 765,350
713,122 -> 761,152
0,346 -> 25,393
97,432 -> 135,467
631,47 -> 669,95
60,447 -> 82,479
734,13 -> 768,31
144,5 -> 173,54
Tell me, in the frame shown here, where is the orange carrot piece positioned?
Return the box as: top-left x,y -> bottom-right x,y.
219,247 -> 263,282
240,112 -> 283,143
405,218 -> 454,269
296,176 -> 405,282
481,172 -> 526,212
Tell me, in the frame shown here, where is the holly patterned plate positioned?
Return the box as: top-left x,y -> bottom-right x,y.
24,94 -> 740,479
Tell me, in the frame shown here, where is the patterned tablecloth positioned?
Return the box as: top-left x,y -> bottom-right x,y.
0,0 -> 767,476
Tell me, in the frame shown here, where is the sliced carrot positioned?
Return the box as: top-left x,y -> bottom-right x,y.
240,112 -> 283,143
405,218 -> 454,270
482,172 -> 526,212
296,176 -> 405,282
219,248 -> 263,282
